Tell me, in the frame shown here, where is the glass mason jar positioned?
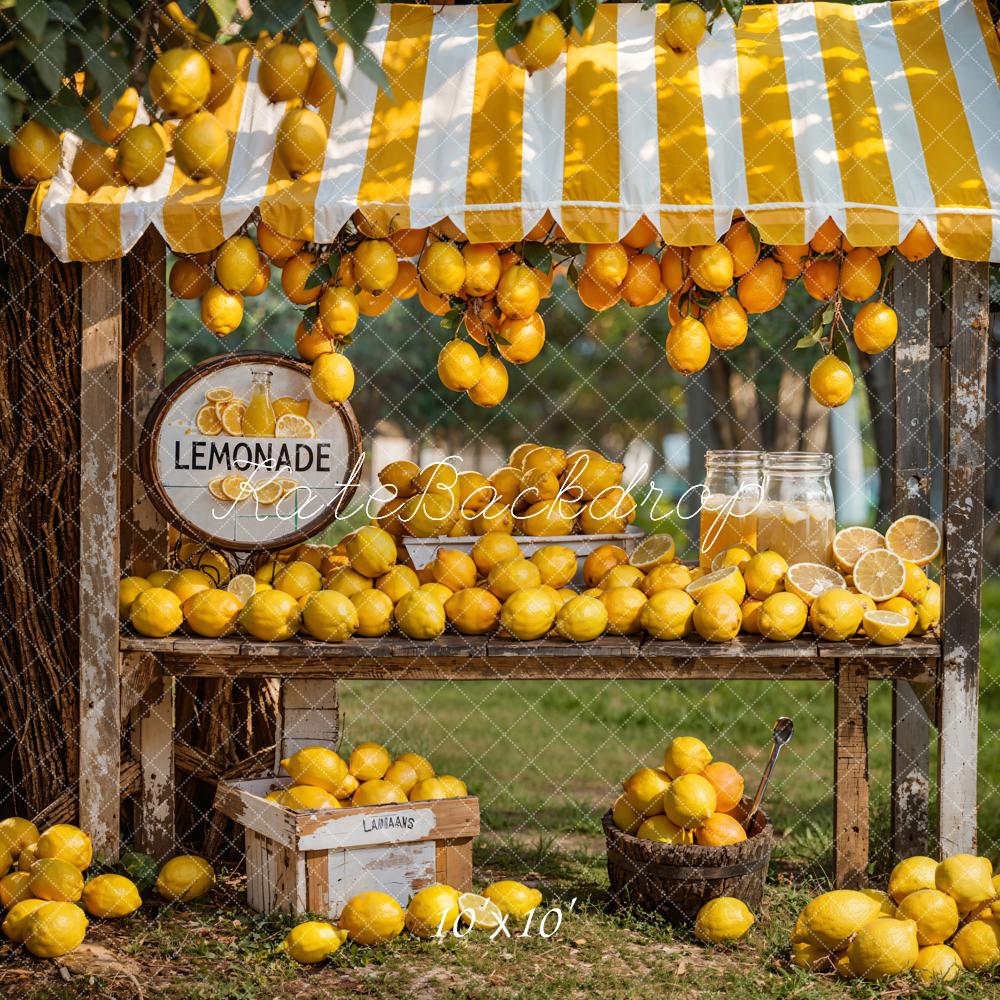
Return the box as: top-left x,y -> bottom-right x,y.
756,452 -> 836,566
698,450 -> 763,568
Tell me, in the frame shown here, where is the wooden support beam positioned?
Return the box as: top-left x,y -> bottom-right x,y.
939,260 -> 989,857
137,660 -> 175,859
79,260 -> 123,859
890,254 -> 933,860
834,660 -> 869,888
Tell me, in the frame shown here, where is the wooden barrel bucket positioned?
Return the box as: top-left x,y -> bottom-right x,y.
603,805 -> 773,922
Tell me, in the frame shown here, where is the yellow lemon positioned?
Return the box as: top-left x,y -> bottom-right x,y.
395,590 -> 446,639
488,557 -> 541,600
28,859 -> 84,902
694,897 -> 755,943
116,124 -> 167,187
692,592 -> 742,642
461,243 -> 502,296
641,563 -> 692,595
396,752 -> 434,782
36,825 -> 92,870
182,588 -> 242,637
637,815 -> 691,844
600,586 -> 647,636
900,561 -> 929,603
302,590 -> 358,642
376,565 -> 420,603
280,746 -> 348,793
554,594 -> 608,642
410,777 -> 449,802
173,110 -> 230,180
81,874 -> 142,918
513,11 -> 566,71
419,241 -> 466,296
346,526 -> 397,578
889,856 -> 940,903
71,139 -> 117,193
622,766 -> 671,817
876,596 -> 918,634
757,592 -> 808,641
701,761 -> 745,813
239,589 -> 300,641
437,340 -> 482,392
501,588 -> 556,640
662,773 -> 716,829
268,786 -> 340,810
496,264 -> 541,320
952,916 -> 1000,971
445,588 -> 501,635
9,120 -> 61,182
438,775 -> 467,798
685,565 -> 746,605
2,898 -> 47,943
258,42 -> 310,102
155,855 -> 215,902
149,47 -> 210,115
853,302 -> 898,354
129,587 -> 183,637
483,881 -> 542,920
663,1 -> 708,53
325,566 -> 373,598
847,917 -> 919,980
912,944 -> 964,982
283,920 -> 347,963
349,743 -> 390,782
22,900 -> 88,957
405,884 -> 461,938
640,589 -> 695,640
936,854 -> 996,912
809,355 -> 854,408
913,580 -> 941,635
351,589 -> 394,637
796,890 -> 883,951
457,892 -> 504,931
809,587 -> 863,641
0,871 -> 32,908
432,549 -> 477,591
612,794 -> 643,834
896,888 -> 959,946
352,779 -> 407,806
339,891 -> 405,945
662,736 -> 712,779
0,818 -> 40,858
665,316 -> 711,375
166,568 -> 214,603
382,761 -> 418,795
599,565 -> 646,591
862,609 -> 911,646
742,550 -> 788,600
530,545 -> 577,588
310,353 -> 354,404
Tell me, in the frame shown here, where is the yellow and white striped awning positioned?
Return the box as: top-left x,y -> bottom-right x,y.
29,0 -> 1000,263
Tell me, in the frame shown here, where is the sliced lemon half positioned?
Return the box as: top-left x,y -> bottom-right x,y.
885,515 -> 941,566
862,609 -> 911,646
629,533 -> 676,572
457,892 -> 504,930
220,400 -> 247,436
226,573 -> 256,606
221,474 -> 250,501
852,548 -> 906,602
783,563 -> 845,604
205,386 -> 234,403
275,414 -> 316,439
685,564 -> 746,604
195,404 -> 222,436
207,476 -> 229,501
832,526 -> 886,572
253,480 -> 284,505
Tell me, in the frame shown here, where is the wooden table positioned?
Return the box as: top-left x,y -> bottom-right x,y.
121,631 -> 941,888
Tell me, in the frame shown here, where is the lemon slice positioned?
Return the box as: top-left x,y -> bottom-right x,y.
862,609 -> 911,646
457,892 -> 504,930
227,573 -> 256,606
277,477 -> 300,497
885,515 -> 941,566
220,400 -> 246,436
207,476 -> 229,501
195,404 -> 223,436
205,386 -> 234,403
832,526 -> 886,572
221,474 -> 250,501
685,565 -> 746,604
629,533 -> 676,572
275,414 -> 316,439
784,563 -> 845,604
253,480 -> 284,505
273,396 -> 310,418
852,548 -> 906,602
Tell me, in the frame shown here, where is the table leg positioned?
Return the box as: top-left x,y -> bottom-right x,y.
834,660 -> 869,888
138,664 -> 174,859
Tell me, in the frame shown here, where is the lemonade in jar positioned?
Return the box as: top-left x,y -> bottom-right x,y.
242,368 -> 276,437
698,451 -> 762,568
755,452 -> 836,566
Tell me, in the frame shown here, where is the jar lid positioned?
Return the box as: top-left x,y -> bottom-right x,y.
763,451 -> 832,472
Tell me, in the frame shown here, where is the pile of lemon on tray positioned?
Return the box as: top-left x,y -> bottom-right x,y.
792,853 -> 1000,981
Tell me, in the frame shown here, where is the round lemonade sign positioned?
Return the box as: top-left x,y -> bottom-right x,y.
141,353 -> 362,552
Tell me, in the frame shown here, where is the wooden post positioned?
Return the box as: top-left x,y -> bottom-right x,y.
137,660 -> 175,859
939,260 -> 989,857
834,660 -> 869,888
890,255 -> 932,859
78,260 -> 123,859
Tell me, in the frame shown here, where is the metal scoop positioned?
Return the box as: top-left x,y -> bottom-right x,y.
744,717 -> 794,832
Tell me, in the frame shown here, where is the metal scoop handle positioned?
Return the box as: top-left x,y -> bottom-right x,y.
744,717 -> 794,832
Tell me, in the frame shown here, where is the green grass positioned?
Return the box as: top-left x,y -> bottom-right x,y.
3,591 -> 1000,997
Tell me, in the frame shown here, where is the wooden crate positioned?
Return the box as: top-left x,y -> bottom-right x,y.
215,776 -> 479,917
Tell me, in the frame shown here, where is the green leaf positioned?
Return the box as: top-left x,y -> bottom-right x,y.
831,322 -> 852,367
495,5 -> 530,54
0,93 -> 14,144
794,331 -> 823,350
32,87 -> 97,142
19,32 -> 66,96
820,302 -> 836,326
242,0 -> 305,37
306,259 -> 334,290
516,0 -> 561,26
566,259 -> 580,288
303,13 -> 344,98
206,0 -> 238,30
721,0 -> 745,25
522,241 -> 552,273
303,304 -> 319,328
880,252 -> 895,286
15,0 -> 47,40
569,0 -> 599,35
550,240 -> 581,258
326,0 -> 389,95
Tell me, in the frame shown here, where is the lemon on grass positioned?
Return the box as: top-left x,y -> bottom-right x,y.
283,920 -> 348,964
81,874 -> 142,919
640,589 -> 695,640
129,587 -> 183,637
405,884 -> 461,938
692,592 -> 742,642
862,610 -> 910,646
685,565 -> 746,605
952,916 -> 1000,971
889,855 -> 939,903
847,916 -> 919,980
155,855 -> 215,902
339,891 -> 406,945
280,746 -> 348,793
662,736 -> 712,778
936,854 -> 996,913
896,888 -> 960,946
457,892 -> 504,931
912,944 -> 964,982
395,590 -> 446,640
795,890 -> 883,951
36,825 -> 92,871
28,859 -> 84,902
21,900 -> 88,957
554,594 -> 608,642
694,897 -> 755,943
483,881 -> 542,920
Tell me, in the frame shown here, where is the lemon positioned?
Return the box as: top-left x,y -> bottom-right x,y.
847,916 -> 919,980
641,563 -> 692,595
900,560 -> 929,603
281,746 -> 348,793
409,777 -> 449,801
689,243 -> 733,292
81,874 -> 142,918
791,941 -> 834,972
432,549 -> 477,591
258,42 -> 310,101
183,588 -> 242,638
809,587 -> 863,641
311,353 -> 354,404
756,592 -> 808,641
662,736 -> 712,779
201,285 -> 244,336
514,11 -> 566,72
405,883 -> 461,937
530,545 -> 577,587
377,565 -> 420,603
22,900 -> 88,957
861,888 -> 897,916
377,761 -> 416,795
487,557 -> 540,600
554,594 -> 608,642
461,243 -> 502,296
692,592 -> 742,642
396,752 -> 435,782
116,124 -> 167,187
351,589 -> 394,637
352,239 -> 398,294
473,501 -> 515,535
612,794 -> 643,834
496,264 -> 541,319
622,766 -> 671,817
796,890 -> 883,951
339,891 -> 405,945
437,340 -> 482,392
457,892 -> 504,930
347,742 -> 389,782
345,526 -> 396,579
663,773 -> 716,828
637,815 -> 691,844
400,492 -> 459,537
419,241 -> 466,296
912,944 -> 964,982
913,580 -> 941,635
831,526 -> 886,572
268,785 -> 340,810
742,551 -> 787,600
36,825 -> 92,871
0,871 -> 32,908
952,916 -> 1000,970
283,920 -> 347,963
146,569 -> 174,588
72,139 -> 117,194
936,854 -> 996,912
597,586 -> 644,635
501,588 -> 556,640
325,566 -> 373,597
28,858 -> 84,901
240,589 -> 300,641
129,587 -> 183,637
482,881 -> 542,920
119,577 -> 151,620
784,562 -> 846,604
172,110 -> 230,180
664,1 -> 708,53
876,596 -> 918,633
438,775 -> 467,797
395,590 -> 446,640
599,565 -> 645,591
9,120 -> 61,183
445,588 -> 501,635
302,591 -> 358,642
274,106 -> 328,177
809,355 -> 854,408
639,589 -> 695,640
862,609 -> 910,646
2,898 -> 47,943
885,514 -> 941,566
685,565 -> 746,605
149,47 -> 210,116
17,844 -> 37,873
694,897 -> 755,943
896,888 -> 959,946
889,855 -> 939,903
352,779 -> 407,806
0,847 -> 12,880
710,543 -> 756,572
166,568 -> 213,603
156,855 -> 214,902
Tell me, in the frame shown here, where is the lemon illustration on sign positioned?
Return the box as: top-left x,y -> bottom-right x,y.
156,855 -> 215,902
694,897 -> 755,943
405,884 -> 461,938
339,891 -> 405,945
81,874 -> 142,918
22,901 -> 88,958
310,353 -> 354,404
283,920 -> 347,964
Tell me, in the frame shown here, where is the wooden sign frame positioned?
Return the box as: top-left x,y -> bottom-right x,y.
139,351 -> 362,553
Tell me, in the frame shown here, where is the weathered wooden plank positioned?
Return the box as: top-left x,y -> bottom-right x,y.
436,838 -> 474,892
276,679 -> 340,770
305,850 -> 329,914
939,260 -> 990,857
137,664 -> 174,859
79,260 -> 123,859
834,660 -> 869,888
815,638 -> 940,658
